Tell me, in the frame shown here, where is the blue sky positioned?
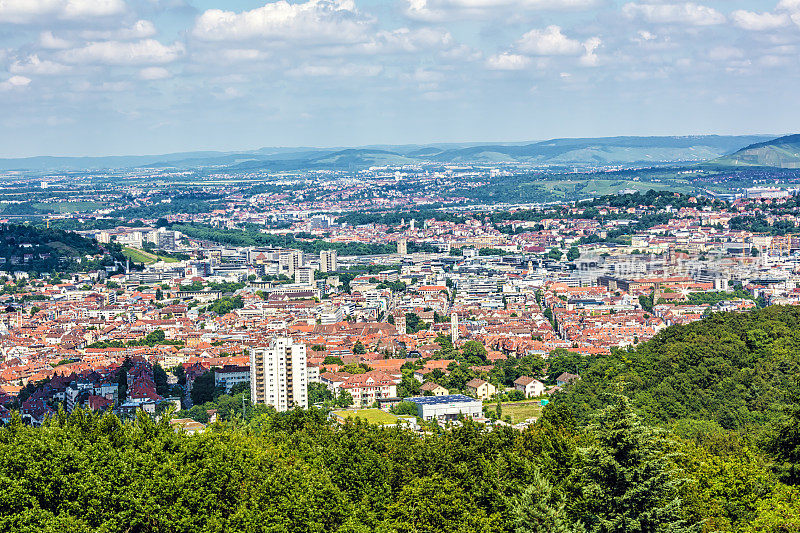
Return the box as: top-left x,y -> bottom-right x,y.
0,0 -> 797,156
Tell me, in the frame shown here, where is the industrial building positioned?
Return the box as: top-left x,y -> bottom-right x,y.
406,394 -> 483,421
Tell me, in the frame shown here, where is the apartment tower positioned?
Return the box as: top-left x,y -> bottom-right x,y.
249,337 -> 308,411
320,249 -> 337,273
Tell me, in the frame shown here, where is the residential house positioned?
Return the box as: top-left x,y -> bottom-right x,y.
465,378 -> 496,400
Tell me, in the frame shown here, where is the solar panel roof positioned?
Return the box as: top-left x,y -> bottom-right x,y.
406,394 -> 478,405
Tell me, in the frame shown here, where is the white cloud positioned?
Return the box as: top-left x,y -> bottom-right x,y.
81,20 -> 158,41
38,31 -> 72,49
486,52 -> 532,70
365,27 -> 455,53
516,26 -> 583,55
139,66 -> 171,80
778,0 -> 800,11
580,37 -> 601,66
0,0 -> 125,23
192,0 -> 370,45
405,0 -> 597,21
622,3 -> 726,26
10,54 -> 71,75
0,75 -> 31,90
636,30 -> 656,41
287,63 -> 383,77
777,0 -> 800,26
59,40 -> 185,65
731,10 -> 790,30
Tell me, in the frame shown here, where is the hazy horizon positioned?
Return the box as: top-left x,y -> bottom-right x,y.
0,132 -> 788,160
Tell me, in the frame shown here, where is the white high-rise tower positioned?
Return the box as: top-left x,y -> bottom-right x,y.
250,337 -> 308,411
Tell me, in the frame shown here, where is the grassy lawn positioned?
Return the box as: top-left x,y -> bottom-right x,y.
496,401 -> 544,424
333,409 -> 400,425
122,247 -> 179,265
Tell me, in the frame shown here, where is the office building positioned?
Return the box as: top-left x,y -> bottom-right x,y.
249,337 -> 308,411
294,266 -> 316,285
397,239 -> 408,256
320,249 -> 337,273
279,250 -> 303,276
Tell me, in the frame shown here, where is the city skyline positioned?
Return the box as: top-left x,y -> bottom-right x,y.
0,0 -> 798,157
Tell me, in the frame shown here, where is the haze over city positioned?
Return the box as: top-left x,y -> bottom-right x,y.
0,0 -> 799,156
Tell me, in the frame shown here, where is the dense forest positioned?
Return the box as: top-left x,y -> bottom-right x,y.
550,305 -> 800,429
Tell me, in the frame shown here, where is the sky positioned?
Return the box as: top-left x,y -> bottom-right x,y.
0,0 -> 798,157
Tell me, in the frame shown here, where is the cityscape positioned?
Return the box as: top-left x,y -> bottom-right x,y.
2,0 -> 800,531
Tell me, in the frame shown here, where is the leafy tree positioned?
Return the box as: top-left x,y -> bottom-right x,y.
462,340 -> 488,364
393,401 -> 419,416
174,364 -> 186,386
308,382 -> 333,405
513,469 -> 585,533
766,390 -> 800,485
580,396 -> 695,532
144,329 -> 165,345
153,363 -> 170,397
353,340 -> 366,354
567,247 -> 580,262
334,389 -> 354,408
190,370 -> 222,406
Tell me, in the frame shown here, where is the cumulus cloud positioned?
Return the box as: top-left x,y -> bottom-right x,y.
0,0 -> 126,24
580,37 -> 601,66
517,25 -> 583,55
731,10 -> 790,30
405,0 -> 597,21
81,20 -> 158,41
486,52 -> 532,70
59,39 -> 185,65
10,54 -> 71,75
0,75 -> 31,90
777,0 -> 800,26
622,3 -> 726,26
38,31 -> 72,49
192,0 -> 370,45
364,27 -> 455,53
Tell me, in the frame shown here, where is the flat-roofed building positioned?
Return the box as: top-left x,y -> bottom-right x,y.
406,394 -> 483,421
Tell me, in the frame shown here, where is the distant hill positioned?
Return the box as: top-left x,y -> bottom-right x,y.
710,134 -> 800,168
0,135 -> 775,172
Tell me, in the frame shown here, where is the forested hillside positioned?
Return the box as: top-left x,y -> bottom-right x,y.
0,223 -> 123,274
550,305 -> 800,430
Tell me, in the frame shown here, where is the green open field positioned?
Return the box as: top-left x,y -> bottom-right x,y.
333,409 -> 400,425
122,247 -> 179,265
496,401 -> 543,423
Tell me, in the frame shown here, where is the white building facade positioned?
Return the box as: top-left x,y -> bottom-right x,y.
249,337 -> 308,411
